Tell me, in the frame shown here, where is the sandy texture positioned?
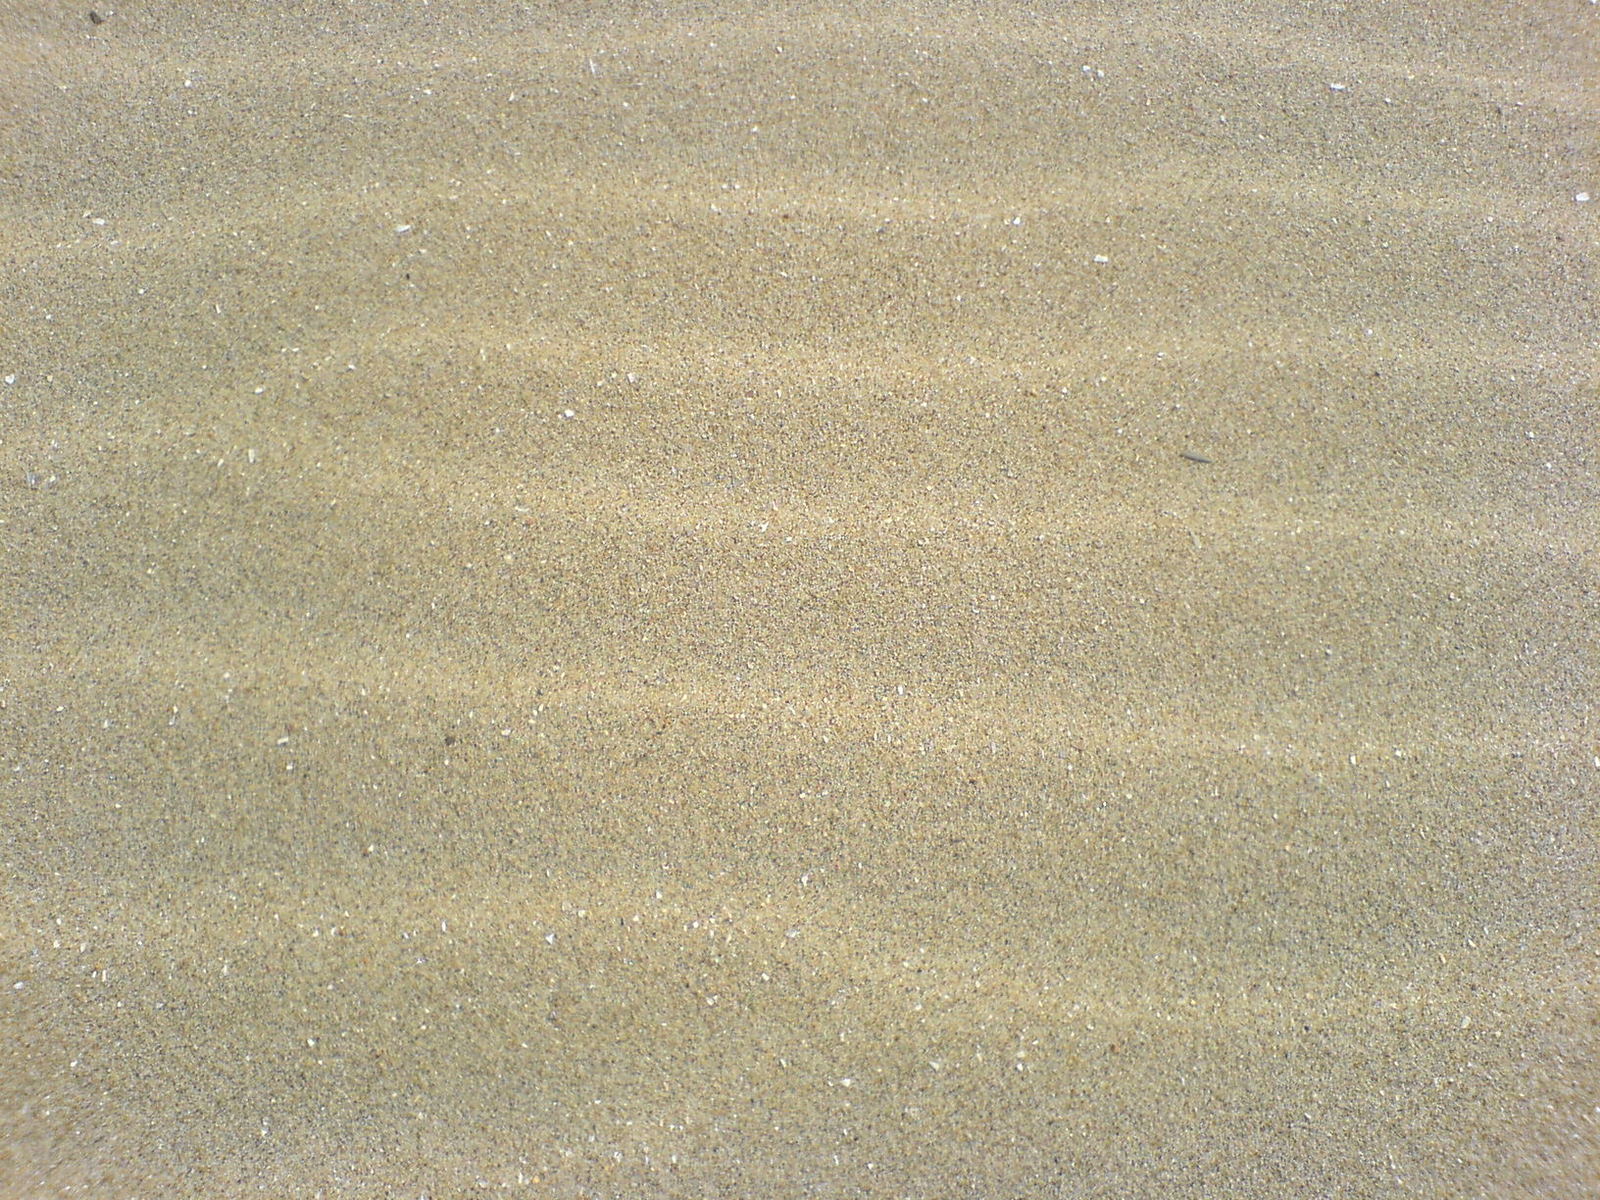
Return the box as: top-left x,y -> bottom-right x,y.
2,1 -> 1596,1195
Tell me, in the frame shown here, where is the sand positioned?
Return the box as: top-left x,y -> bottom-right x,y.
2,1 -> 1596,1195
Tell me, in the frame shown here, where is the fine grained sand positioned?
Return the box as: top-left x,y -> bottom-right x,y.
2,1 -> 1595,1195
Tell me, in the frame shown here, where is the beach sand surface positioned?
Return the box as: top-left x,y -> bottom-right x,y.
2,1 -> 1596,1195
